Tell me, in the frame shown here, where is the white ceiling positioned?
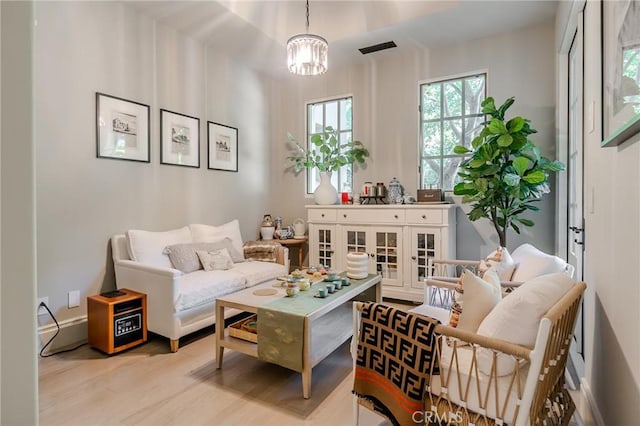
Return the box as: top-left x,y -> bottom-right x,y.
127,0 -> 558,77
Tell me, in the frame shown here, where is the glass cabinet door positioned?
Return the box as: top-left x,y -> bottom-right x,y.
374,230 -> 402,286
410,228 -> 441,289
309,224 -> 336,269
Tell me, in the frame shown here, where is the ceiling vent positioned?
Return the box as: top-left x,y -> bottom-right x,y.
358,41 -> 397,55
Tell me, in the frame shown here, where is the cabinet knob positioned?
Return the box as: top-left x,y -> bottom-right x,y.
422,214 -> 426,219
369,253 -> 375,258
343,214 -> 347,218
394,214 -> 398,219
411,256 -> 417,261
321,213 -> 325,218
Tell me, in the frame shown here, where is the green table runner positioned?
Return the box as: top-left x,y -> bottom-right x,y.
257,274 -> 377,372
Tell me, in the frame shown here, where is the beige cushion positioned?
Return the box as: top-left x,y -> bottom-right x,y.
480,246 -> 517,280
126,226 -> 192,268
476,272 -> 575,375
457,269 -> 502,333
190,220 -> 245,262
164,239 -> 235,273
510,243 -> 569,282
197,248 -> 234,271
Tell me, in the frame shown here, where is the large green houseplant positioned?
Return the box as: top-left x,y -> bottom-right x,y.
453,97 -> 564,247
287,127 -> 369,204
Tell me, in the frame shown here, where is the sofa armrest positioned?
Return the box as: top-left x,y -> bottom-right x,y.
275,245 -> 289,268
115,259 -> 182,279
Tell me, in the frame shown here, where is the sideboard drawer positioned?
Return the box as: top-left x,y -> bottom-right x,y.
308,209 -> 337,222
406,209 -> 444,225
338,209 -> 405,224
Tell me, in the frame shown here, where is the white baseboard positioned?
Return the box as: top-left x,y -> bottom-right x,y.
581,378 -> 605,426
37,315 -> 87,353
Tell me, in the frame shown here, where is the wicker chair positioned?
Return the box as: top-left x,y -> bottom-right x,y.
352,280 -> 586,425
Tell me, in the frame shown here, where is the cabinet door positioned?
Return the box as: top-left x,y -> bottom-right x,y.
308,224 -> 337,269
340,226 -> 403,288
409,228 -> 441,289
372,227 -> 403,287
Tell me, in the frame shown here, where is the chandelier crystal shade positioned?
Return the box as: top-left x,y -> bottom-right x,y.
287,0 -> 328,76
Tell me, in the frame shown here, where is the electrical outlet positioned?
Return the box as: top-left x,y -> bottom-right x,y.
68,290 -> 80,308
37,297 -> 49,316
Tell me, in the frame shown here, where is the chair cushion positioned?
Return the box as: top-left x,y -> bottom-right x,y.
408,304 -> 451,324
174,270 -> 245,312
510,243 -> 568,282
230,260 -> 287,287
197,248 -> 234,271
126,226 -> 192,269
190,220 -> 245,262
480,246 -> 517,280
476,272 -> 575,375
164,239 -> 235,273
456,269 -> 502,333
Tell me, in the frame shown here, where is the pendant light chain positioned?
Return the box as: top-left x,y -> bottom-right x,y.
305,0 -> 310,33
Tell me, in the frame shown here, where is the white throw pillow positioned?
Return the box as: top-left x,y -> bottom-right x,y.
190,220 -> 245,262
476,272 -> 575,376
480,246 -> 517,281
457,269 -> 502,333
196,248 -> 234,271
126,226 -> 192,268
510,243 -> 569,282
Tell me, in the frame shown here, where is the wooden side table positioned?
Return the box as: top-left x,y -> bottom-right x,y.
276,237 -> 308,270
87,288 -> 147,354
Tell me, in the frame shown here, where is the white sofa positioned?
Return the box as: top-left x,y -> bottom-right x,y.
111,220 -> 289,352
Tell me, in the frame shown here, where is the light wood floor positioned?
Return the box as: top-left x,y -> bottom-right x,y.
39,323 -> 596,426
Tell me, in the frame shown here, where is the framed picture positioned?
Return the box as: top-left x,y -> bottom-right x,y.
160,109 -> 200,168
207,121 -> 238,172
96,93 -> 150,162
602,0 -> 640,147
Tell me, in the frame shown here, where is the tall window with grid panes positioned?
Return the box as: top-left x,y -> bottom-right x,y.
306,97 -> 353,194
419,73 -> 486,190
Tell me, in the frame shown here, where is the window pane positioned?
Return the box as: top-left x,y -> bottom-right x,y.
465,76 -> 485,114
422,159 -> 441,187
443,80 -> 462,117
422,122 -> 440,156
325,101 -> 338,130
422,84 -> 441,120
309,103 -> 323,134
340,98 -> 352,130
464,117 -> 484,146
443,119 -> 462,155
442,157 -> 464,190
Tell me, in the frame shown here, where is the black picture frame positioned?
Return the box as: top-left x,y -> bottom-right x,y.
207,121 -> 238,172
96,92 -> 150,162
160,109 -> 200,168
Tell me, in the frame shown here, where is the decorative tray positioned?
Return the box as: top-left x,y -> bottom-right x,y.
228,314 -> 258,343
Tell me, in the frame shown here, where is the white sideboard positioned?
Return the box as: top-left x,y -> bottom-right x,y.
306,204 -> 456,302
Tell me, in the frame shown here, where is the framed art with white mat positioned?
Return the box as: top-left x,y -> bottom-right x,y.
160,109 -> 200,168
96,92 -> 150,162
207,121 -> 238,172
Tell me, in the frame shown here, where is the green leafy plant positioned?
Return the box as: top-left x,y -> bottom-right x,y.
453,97 -> 565,247
287,126 -> 369,173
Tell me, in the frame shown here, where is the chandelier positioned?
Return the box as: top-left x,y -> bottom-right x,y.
286,0 -> 328,76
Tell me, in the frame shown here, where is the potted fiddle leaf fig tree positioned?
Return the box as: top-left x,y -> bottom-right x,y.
453,97 -> 565,247
287,126 -> 369,205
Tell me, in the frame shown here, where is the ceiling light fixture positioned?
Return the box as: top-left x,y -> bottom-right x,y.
286,0 -> 328,76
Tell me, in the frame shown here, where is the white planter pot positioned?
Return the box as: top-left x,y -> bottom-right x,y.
346,251 -> 369,279
260,226 -> 275,240
314,171 -> 338,205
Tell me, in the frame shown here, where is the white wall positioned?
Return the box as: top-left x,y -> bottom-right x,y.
1,1 -> 38,423
576,2 -> 640,423
270,22 -> 557,260
34,2 -> 274,338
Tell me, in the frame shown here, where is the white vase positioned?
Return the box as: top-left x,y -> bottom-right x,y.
314,171 -> 338,205
260,226 -> 275,240
347,251 -> 369,279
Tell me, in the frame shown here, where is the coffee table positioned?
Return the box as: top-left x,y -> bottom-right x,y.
215,273 -> 381,399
